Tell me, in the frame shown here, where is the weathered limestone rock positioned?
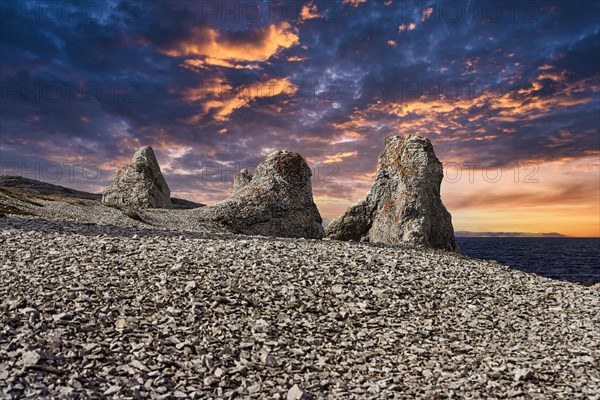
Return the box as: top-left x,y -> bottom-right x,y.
102,146 -> 172,209
196,150 -> 324,239
326,135 -> 458,251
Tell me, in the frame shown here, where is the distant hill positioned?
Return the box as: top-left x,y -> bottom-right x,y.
0,176 -> 205,209
0,175 -> 102,200
455,231 -> 567,238
170,197 -> 205,209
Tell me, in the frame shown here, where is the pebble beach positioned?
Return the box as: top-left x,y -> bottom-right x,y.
0,194 -> 598,399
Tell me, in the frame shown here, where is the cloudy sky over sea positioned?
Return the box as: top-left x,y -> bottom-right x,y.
1,0 -> 598,236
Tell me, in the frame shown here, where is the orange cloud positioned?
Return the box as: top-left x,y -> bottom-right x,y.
334,72 -> 597,143
300,1 -> 320,20
537,70 -> 568,82
185,77 -> 298,122
323,151 -> 358,164
421,7 -> 433,22
161,22 -> 299,64
489,76 -> 595,119
286,56 -> 308,62
399,23 -> 416,32
183,77 -> 233,103
181,58 -> 261,71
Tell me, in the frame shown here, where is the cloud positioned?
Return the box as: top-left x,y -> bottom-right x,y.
185,78 -> 299,122
300,1 -> 320,21
323,151 -> 359,164
399,23 -> 416,32
286,56 -> 308,62
398,6 -> 432,33
342,0 -> 367,7
159,22 -> 299,64
421,7 -> 433,22
181,58 -> 262,71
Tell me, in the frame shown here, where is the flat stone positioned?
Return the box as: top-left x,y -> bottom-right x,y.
20,351 -> 42,367
287,384 -> 313,400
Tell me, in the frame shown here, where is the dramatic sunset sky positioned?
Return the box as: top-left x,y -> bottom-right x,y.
1,0 -> 599,236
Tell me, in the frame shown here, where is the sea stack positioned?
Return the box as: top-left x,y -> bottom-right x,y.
102,146 -> 172,209
326,135 -> 458,251
196,150 -> 324,239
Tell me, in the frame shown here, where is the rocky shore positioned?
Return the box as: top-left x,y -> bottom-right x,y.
1,212 -> 599,399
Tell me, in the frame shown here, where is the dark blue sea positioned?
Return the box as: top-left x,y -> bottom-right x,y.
456,237 -> 600,283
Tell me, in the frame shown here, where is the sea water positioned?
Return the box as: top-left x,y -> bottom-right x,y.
456,237 -> 600,283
